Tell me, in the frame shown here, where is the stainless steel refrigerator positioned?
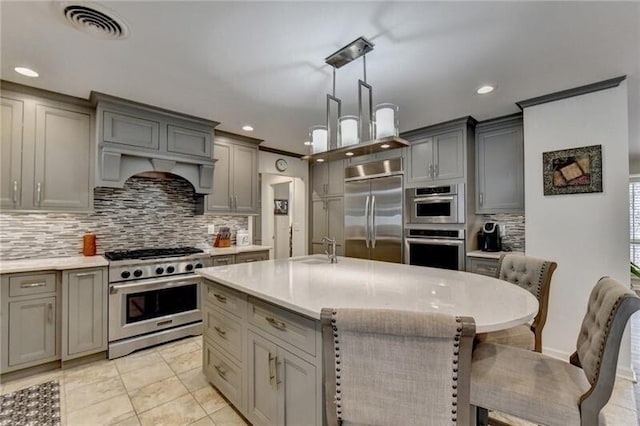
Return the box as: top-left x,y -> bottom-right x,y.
344,158 -> 403,263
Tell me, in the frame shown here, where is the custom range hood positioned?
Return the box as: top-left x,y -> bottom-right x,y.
91,92 -> 218,194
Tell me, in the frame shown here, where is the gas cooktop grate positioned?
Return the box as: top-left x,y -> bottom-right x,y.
104,247 -> 203,261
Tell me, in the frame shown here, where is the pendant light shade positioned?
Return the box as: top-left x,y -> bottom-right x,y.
339,115 -> 359,147
374,103 -> 399,139
309,125 -> 328,154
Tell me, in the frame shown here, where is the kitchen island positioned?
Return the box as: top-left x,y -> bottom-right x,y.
196,255 -> 538,425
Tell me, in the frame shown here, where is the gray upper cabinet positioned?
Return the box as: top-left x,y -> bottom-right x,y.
206,131 -> 260,214
1,97 -> 23,208
403,117 -> 475,187
311,160 -> 344,199
62,268 -> 108,360
475,115 -> 524,213
103,111 -> 160,150
1,89 -> 94,212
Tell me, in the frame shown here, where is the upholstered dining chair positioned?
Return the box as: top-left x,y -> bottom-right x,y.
320,308 -> 476,426
475,254 -> 557,352
470,276 -> 640,426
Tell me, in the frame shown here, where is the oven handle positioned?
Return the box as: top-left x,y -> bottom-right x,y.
405,238 -> 464,246
109,278 -> 200,294
412,196 -> 455,203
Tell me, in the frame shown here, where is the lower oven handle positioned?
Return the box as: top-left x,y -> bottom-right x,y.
109,279 -> 200,294
405,238 -> 464,246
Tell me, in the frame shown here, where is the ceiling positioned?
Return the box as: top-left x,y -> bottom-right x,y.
1,1 -> 639,157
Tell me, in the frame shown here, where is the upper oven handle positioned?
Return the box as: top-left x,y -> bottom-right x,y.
405,238 -> 464,246
412,196 -> 455,203
109,278 -> 201,294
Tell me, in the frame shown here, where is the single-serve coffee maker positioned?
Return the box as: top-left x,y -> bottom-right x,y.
477,222 -> 502,252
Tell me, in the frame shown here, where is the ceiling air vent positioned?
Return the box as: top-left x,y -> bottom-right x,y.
63,3 -> 130,40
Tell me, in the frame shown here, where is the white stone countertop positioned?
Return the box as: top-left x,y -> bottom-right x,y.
204,245 -> 272,256
196,255 -> 538,333
0,255 -> 109,274
466,250 -> 524,260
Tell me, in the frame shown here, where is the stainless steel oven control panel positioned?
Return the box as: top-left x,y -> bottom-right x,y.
109,255 -> 210,283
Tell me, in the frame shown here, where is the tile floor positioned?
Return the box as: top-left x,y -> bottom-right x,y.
0,334 -> 638,425
0,336 -> 248,426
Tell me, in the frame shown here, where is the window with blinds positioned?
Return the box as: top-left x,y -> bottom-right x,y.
630,181 -> 640,265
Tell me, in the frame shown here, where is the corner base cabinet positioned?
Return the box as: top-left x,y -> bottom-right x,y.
202,279 -> 322,426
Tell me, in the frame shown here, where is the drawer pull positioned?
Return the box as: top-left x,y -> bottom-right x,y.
266,316 -> 287,330
214,365 -> 227,378
157,319 -> 173,327
214,326 -> 227,336
75,272 -> 97,277
213,293 -> 227,303
21,282 -> 47,288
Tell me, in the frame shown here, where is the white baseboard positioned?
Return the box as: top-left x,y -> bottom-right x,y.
542,347 -> 637,382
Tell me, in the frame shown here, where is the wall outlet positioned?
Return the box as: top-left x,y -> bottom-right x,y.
207,224 -> 216,235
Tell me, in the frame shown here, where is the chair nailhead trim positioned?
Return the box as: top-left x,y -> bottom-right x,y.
332,310 -> 344,421
451,316 -> 463,425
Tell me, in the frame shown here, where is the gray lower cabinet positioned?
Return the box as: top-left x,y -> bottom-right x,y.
311,197 -> 344,256
212,255 -> 235,267
467,257 -> 499,277
206,132 -> 260,214
475,115 -> 524,213
62,268 -> 108,360
1,92 -> 94,211
246,330 -> 317,426
202,280 -> 322,425
311,160 -> 344,199
211,251 -> 270,267
1,272 -> 61,373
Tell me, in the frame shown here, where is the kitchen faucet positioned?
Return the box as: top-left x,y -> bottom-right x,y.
322,236 -> 338,264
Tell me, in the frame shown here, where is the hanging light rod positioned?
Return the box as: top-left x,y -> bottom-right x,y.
325,36 -> 374,69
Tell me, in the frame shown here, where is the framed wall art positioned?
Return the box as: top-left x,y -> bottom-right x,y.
274,199 -> 289,215
542,144 -> 602,196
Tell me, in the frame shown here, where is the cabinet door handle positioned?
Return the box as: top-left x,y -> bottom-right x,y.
214,325 -> 227,336
434,163 -> 439,177
48,302 -> 53,323
12,180 -> 18,204
268,352 -> 276,386
21,282 -> 46,288
36,182 -> 42,205
229,196 -> 233,209
213,293 -> 227,303
214,364 -> 227,378
75,272 -> 97,278
265,316 -> 287,330
428,164 -> 433,178
234,195 -> 238,210
479,192 -> 484,207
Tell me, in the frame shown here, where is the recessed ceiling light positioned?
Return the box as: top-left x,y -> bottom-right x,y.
380,144 -> 390,149
316,159 -> 325,163
242,125 -> 254,132
345,152 -> 354,156
476,85 -> 495,95
303,141 -> 313,146
14,67 -> 39,77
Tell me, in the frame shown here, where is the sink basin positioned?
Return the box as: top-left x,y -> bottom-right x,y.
290,258 -> 330,265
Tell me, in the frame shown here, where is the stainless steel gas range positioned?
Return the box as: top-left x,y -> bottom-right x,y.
105,247 -> 211,359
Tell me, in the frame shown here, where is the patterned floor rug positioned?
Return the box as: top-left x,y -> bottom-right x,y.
0,380 -> 61,426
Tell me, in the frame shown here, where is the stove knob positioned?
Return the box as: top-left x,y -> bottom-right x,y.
185,264 -> 194,272
155,267 -> 164,275
195,263 -> 203,269
166,266 -> 175,274
121,271 -> 131,279
133,269 -> 143,278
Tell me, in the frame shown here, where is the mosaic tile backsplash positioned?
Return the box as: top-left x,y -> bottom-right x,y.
0,175 -> 248,260
478,213 -> 525,252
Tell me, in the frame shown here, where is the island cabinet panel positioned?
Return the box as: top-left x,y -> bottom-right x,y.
203,304 -> 243,362
203,280 -> 247,319
204,337 -> 244,410
248,298 -> 316,356
246,330 -> 279,425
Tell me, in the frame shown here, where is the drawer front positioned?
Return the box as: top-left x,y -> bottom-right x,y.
9,273 -> 57,297
203,280 -> 247,319
204,303 -> 242,362
212,255 -> 235,267
235,251 -> 269,264
468,258 -> 499,277
248,298 -> 316,356
204,337 -> 242,408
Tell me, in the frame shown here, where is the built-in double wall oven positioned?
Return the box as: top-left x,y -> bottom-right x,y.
405,183 -> 464,225
404,228 -> 465,271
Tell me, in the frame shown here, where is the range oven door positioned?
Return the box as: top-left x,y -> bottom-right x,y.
409,195 -> 459,224
109,276 -> 201,342
404,237 -> 465,271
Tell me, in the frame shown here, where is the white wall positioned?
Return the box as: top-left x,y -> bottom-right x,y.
523,82 -> 631,377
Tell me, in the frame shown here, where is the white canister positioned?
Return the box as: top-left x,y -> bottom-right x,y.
236,229 -> 250,246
